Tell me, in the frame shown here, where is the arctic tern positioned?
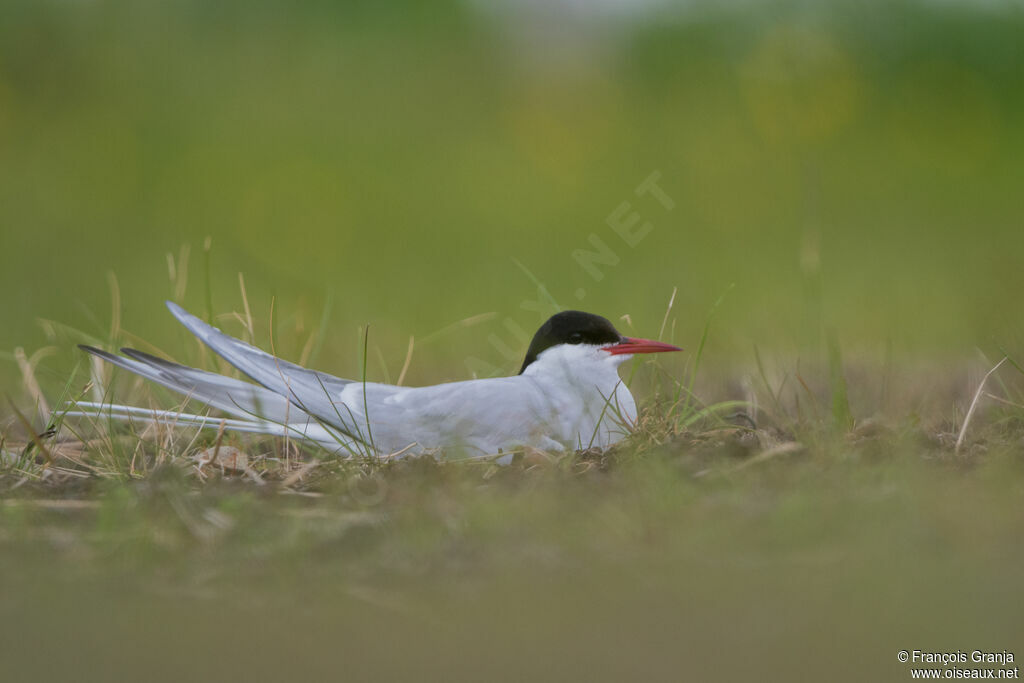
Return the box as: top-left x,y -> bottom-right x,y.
69,303 -> 681,458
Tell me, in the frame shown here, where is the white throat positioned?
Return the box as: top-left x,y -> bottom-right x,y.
522,343 -> 629,378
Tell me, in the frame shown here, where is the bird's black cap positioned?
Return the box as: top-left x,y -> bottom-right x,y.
519,311 -> 624,374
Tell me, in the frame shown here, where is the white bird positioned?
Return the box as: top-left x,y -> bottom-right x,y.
69,303 -> 681,459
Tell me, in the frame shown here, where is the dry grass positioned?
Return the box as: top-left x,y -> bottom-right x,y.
3,348 -> 1022,493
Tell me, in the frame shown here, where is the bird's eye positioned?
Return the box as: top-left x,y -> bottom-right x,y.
569,332 -> 583,343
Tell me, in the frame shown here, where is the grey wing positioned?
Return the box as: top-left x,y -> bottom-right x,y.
165,301 -> 356,429
79,345 -> 303,424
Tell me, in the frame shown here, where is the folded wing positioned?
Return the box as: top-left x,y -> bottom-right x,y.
165,301 -> 356,429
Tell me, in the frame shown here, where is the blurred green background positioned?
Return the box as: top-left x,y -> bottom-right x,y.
3,4 -> 1024,681
2,0 -> 1023,391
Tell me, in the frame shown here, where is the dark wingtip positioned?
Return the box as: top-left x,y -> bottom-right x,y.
78,344 -> 117,361
121,347 -> 167,364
